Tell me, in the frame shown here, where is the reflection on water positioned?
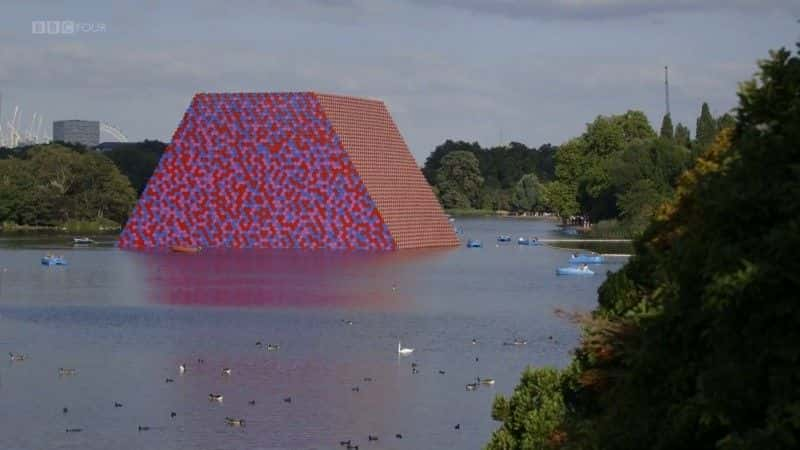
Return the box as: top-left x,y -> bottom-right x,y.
0,218 -> 624,450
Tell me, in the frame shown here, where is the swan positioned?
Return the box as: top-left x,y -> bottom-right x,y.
398,341 -> 414,355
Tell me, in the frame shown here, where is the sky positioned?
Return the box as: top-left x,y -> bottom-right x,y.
0,0 -> 798,163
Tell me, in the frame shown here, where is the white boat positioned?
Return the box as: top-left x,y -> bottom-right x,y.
72,237 -> 95,245
398,341 -> 414,355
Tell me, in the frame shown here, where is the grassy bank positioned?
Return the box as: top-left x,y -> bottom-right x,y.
1,218 -> 121,233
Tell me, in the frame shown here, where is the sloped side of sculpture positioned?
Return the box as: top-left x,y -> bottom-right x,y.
118,93 -> 395,250
315,94 -> 459,249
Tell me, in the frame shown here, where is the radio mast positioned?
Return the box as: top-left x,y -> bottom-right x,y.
664,66 -> 671,116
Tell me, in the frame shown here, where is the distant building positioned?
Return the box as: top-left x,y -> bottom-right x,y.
53,120 -> 100,147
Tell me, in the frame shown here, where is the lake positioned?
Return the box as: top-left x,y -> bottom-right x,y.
0,217 -> 623,450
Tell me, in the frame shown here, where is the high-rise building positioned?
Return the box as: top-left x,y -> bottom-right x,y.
53,120 -> 100,147
119,92 -> 458,250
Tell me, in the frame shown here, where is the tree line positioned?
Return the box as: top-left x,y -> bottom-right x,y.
0,141 -> 166,230
486,44 -> 800,450
426,101 -> 733,235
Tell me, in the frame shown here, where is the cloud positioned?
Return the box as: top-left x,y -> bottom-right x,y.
406,0 -> 800,20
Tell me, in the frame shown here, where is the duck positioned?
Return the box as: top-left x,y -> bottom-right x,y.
339,439 -> 351,446
114,402 -> 123,408
9,352 -> 25,362
138,426 -> 150,431
65,428 -> 82,433
368,435 -> 379,441
283,396 -> 292,403
266,344 -> 280,351
395,433 -> 403,439
221,368 -> 231,376
170,412 -> 177,418
62,407 -> 69,414
362,377 -> 373,382
465,383 -> 478,391
472,338 -> 478,345
165,378 -> 175,383
178,364 -> 186,373
455,423 -> 461,430
58,368 -> 77,376
209,393 -> 223,402
225,417 -> 245,427
438,370 -> 446,375
248,400 -> 256,406
351,386 -> 360,392
398,341 -> 414,355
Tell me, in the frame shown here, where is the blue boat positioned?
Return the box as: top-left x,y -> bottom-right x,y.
569,254 -> 604,264
41,255 -> 67,266
466,239 -> 482,248
517,237 -> 542,246
556,266 -> 594,276
497,234 -> 512,243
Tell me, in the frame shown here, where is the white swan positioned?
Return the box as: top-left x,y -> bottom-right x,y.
398,341 -> 414,355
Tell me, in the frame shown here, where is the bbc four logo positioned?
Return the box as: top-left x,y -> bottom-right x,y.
32,20 -> 106,34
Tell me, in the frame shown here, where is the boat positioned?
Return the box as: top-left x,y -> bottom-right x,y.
562,227 -> 579,236
556,266 -> 595,276
497,234 -> 512,243
41,255 -> 67,266
72,237 -> 95,245
569,253 -> 604,264
517,237 -> 542,246
466,239 -> 482,248
171,245 -> 202,254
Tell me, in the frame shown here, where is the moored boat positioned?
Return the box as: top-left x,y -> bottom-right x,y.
556,266 -> 594,276
466,239 -> 482,248
171,245 -> 202,254
41,255 -> 67,266
497,234 -> 512,242
72,237 -> 95,245
569,253 -> 604,264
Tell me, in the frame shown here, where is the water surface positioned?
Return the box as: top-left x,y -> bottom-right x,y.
0,218 -> 621,450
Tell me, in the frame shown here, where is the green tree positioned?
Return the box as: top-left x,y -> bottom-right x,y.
695,101 -> 717,148
487,367 -> 571,450
659,113 -> 674,140
435,151 -> 484,208
674,122 -> 691,147
486,43 -> 800,450
510,173 -> 543,212
541,181 -> 579,220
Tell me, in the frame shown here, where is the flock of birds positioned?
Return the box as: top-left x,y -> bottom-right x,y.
4,330 -> 546,448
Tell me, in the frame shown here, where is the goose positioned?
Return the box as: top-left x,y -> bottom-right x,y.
209,393 -> 223,402
225,417 -> 245,427
398,341 -> 413,355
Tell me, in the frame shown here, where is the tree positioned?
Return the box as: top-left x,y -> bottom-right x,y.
510,173 -> 543,212
674,122 -> 691,147
486,43 -> 800,450
659,113 -> 674,140
695,101 -> 717,148
435,151 -> 483,209
541,181 -> 579,220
